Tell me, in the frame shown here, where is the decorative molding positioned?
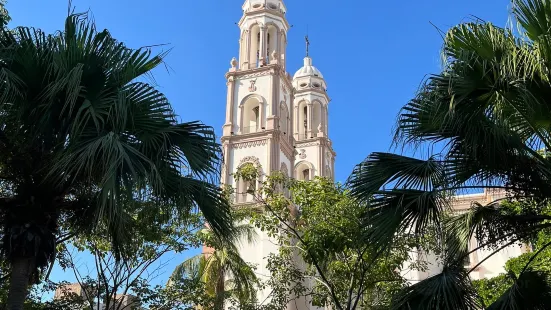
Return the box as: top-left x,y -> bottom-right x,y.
299,149 -> 306,159
233,140 -> 268,149
241,70 -> 272,79
295,142 -> 319,148
240,156 -> 261,167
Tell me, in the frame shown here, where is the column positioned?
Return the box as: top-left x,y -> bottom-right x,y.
321,105 -> 326,133
294,105 -> 299,139
325,105 -> 329,135
223,77 -> 235,136
244,30 -> 251,69
259,99 -> 264,130
238,105 -> 244,134
225,77 -> 235,124
259,25 -> 266,65
221,143 -> 231,184
280,31 -> 285,68
307,102 -> 313,138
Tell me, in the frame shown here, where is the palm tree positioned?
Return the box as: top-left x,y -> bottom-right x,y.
0,13 -> 232,309
171,224 -> 258,309
348,0 -> 551,308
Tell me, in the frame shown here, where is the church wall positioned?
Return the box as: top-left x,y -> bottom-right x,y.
404,189 -> 530,284
295,144 -> 321,177
279,150 -> 292,174
235,75 -> 273,132
470,244 -> 524,280
235,226 -> 281,304
227,144 -> 268,187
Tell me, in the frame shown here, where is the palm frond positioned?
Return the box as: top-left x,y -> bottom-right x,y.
444,202 -> 549,262
391,263 -> 479,310
364,189 -> 446,251
488,270 -> 551,310
348,153 -> 447,199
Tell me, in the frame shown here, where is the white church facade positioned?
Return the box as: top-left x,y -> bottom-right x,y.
218,1 -> 526,308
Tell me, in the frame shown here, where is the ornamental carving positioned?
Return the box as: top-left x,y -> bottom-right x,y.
234,140 -> 267,149
240,156 -> 261,167
299,149 -> 307,159
280,162 -> 289,176
296,142 -> 319,148
249,79 -> 257,92
240,70 -> 271,79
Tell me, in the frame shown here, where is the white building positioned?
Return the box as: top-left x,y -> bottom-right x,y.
220,1 -> 526,308
402,189 -> 530,284
220,1 -> 333,309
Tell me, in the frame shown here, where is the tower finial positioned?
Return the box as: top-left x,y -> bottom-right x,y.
305,35 -> 310,57
305,24 -> 310,57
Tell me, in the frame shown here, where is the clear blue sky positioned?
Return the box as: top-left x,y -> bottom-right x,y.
7,0 -> 511,297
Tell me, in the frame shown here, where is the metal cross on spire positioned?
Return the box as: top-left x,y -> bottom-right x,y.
305,35 -> 310,57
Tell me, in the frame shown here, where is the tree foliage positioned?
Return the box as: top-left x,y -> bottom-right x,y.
231,168 -> 431,310
348,0 -> 551,308
170,219 -> 259,310
0,10 -> 232,307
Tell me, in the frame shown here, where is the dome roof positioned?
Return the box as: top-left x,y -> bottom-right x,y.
293,57 -> 324,79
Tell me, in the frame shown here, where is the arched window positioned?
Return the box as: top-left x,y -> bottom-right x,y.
236,159 -> 262,203
266,25 -> 279,64
311,101 -> 323,136
249,24 -> 261,67
302,169 -> 310,181
296,161 -> 313,181
240,96 -> 263,134
303,106 -> 308,138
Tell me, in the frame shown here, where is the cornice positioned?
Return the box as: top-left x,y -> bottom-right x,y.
294,136 -> 336,156
294,88 -> 330,101
232,202 -> 265,212
222,128 -> 271,142
225,64 -> 292,88
238,9 -> 290,30
233,139 -> 268,149
295,141 -> 319,148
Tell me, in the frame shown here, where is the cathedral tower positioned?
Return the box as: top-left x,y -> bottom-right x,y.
221,1 -> 335,308
221,0 -> 294,188
292,52 -> 335,180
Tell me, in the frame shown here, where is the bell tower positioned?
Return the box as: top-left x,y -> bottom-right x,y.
220,0 -> 296,304
221,2 -> 334,309
221,0 -> 294,188
292,39 -> 336,181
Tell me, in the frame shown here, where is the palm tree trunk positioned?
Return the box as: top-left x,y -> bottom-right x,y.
7,257 -> 35,310
214,269 -> 225,310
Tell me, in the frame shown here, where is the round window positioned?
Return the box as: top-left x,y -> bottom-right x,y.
300,83 -> 307,88
268,3 -> 277,9
253,3 -> 261,8
313,83 -> 321,88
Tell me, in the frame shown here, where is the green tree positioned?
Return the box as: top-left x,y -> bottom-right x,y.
348,0 -> 551,308
170,221 -> 258,310
0,0 -> 10,28
233,169 -> 430,310
0,13 -> 232,309
472,201 -> 551,307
